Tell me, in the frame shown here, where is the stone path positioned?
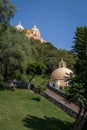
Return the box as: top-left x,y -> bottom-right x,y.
45,88 -> 79,114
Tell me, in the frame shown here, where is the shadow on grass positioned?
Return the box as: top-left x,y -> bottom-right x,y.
22,115 -> 73,130
30,97 -> 41,102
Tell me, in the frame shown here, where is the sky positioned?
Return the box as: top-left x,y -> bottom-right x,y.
10,0 -> 87,50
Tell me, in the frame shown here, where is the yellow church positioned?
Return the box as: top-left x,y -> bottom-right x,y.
16,22 -> 45,43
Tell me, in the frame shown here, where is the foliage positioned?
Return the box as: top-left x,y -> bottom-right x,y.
0,24 -> 32,83
66,26 -> 87,130
26,62 -> 46,83
0,23 -> 75,88
31,41 -> 75,73
0,73 -> 4,87
73,27 -> 87,85
0,0 -> 16,24
32,75 -> 50,91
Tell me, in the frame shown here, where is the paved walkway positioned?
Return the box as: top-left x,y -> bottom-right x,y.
45,88 -> 79,114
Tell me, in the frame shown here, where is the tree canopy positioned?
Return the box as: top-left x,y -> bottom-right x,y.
0,24 -> 33,83
26,62 -> 46,82
31,40 -> 75,73
66,26 -> 87,130
0,0 -> 16,24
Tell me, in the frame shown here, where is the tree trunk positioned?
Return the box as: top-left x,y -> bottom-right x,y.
82,118 -> 87,129
72,106 -> 82,130
4,64 -> 8,82
72,107 -> 87,130
28,83 -> 31,90
27,76 -> 34,90
73,116 -> 87,130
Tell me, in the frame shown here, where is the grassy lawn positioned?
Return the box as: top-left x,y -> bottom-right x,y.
0,89 -> 74,130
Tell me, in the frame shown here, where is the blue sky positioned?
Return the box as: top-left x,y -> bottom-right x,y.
10,0 -> 87,50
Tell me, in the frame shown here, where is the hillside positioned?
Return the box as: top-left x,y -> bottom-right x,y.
30,39 -> 75,73
0,24 -> 75,87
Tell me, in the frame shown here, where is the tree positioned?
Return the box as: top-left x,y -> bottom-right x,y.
26,62 -> 46,89
0,24 -> 33,84
66,27 -> 87,130
0,0 -> 16,24
31,41 -> 75,73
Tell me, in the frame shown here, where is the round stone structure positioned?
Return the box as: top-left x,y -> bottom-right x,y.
49,58 -> 73,90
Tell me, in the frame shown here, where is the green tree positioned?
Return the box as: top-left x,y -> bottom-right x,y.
26,62 -> 46,89
0,24 -> 32,84
66,27 -> 87,130
0,0 -> 16,24
31,41 -> 75,73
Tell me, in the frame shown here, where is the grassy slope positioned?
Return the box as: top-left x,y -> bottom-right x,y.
0,89 -> 74,130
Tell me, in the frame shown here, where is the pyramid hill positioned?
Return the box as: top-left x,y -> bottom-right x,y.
30,40 -> 75,73
15,22 -> 75,72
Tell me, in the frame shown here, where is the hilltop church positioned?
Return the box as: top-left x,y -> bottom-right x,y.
16,22 -> 46,43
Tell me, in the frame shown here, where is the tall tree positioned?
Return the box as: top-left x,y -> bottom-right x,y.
0,24 -> 32,83
26,62 -> 46,89
66,27 -> 87,130
0,0 -> 16,24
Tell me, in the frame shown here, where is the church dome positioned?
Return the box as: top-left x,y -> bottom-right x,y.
50,67 -> 73,81
50,58 -> 73,81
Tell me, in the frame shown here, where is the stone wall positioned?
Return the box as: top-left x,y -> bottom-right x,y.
47,85 -> 67,99
42,92 -> 77,118
30,85 -> 78,118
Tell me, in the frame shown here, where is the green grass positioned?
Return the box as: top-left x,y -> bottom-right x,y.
0,89 -> 74,130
